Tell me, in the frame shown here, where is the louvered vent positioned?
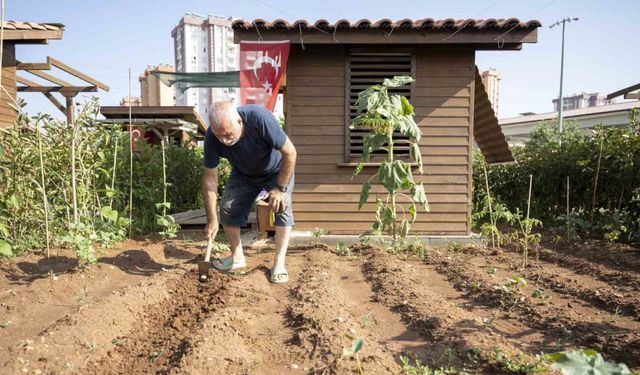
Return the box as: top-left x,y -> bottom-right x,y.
347,52 -> 413,159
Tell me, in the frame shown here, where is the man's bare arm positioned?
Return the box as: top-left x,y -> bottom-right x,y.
268,137 -> 296,213
277,137 -> 297,187
202,167 -> 219,238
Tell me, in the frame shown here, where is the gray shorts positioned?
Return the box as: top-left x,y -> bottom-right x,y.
219,170 -> 295,227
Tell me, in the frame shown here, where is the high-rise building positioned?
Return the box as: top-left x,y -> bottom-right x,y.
171,14 -> 239,125
552,92 -> 616,112
139,64 -> 176,106
481,68 -> 501,117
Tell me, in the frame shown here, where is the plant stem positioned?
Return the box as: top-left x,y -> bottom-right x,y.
387,127 -> 397,242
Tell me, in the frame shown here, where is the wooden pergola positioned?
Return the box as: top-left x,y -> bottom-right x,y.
99,106 -> 208,145
16,56 -> 109,123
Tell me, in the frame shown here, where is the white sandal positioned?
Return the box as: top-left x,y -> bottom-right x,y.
270,269 -> 289,284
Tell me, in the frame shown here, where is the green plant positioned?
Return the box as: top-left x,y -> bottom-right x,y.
543,349 -> 631,375
399,355 -> 457,375
472,348 -> 547,375
351,76 -> 428,243
472,109 -> 640,244
532,288 -> 547,299
494,276 -> 527,312
342,334 -> 365,375
0,97 -> 213,259
405,240 -> 428,260
312,227 -> 326,243
511,209 -> 543,267
447,242 -> 465,253
336,241 -> 353,257
360,311 -> 375,329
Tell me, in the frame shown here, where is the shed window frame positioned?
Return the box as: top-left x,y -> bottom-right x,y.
344,48 -> 417,164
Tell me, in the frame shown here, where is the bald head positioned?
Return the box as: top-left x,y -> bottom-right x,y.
209,100 -> 243,146
210,100 -> 240,130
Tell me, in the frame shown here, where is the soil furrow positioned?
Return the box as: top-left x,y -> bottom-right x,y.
175,251 -> 309,374
426,246 -> 640,367
286,250 -> 402,374
536,246 -> 640,291
498,248 -> 640,320
1,267 -> 186,374
85,270 -> 227,374
361,247 -> 543,373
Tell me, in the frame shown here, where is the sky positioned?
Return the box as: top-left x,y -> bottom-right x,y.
8,0 -> 640,119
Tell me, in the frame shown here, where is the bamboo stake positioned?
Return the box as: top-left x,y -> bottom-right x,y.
161,135 -> 167,217
590,128 -> 604,226
526,174 -> 533,220
0,0 -> 4,104
524,174 -> 533,267
70,101 -> 78,226
482,161 -> 495,248
128,68 -> 133,237
566,176 -> 570,239
109,131 -> 118,208
36,122 -> 51,257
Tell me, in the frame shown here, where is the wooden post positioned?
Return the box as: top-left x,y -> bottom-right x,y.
65,95 -> 74,124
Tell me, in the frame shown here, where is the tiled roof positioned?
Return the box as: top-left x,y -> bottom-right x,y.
2,21 -> 64,31
232,18 -> 541,30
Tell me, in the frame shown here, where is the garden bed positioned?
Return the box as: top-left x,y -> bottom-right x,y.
1,236 -> 639,374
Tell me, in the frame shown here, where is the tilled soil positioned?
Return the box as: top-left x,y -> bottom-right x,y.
1,236 -> 639,374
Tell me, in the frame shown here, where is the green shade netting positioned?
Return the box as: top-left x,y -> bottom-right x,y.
152,71 -> 240,93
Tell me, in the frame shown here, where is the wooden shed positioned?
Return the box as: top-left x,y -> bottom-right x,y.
233,18 -> 540,237
1,21 -> 64,128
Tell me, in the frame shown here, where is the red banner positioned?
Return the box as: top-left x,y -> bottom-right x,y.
129,126 -> 153,152
239,41 -> 290,111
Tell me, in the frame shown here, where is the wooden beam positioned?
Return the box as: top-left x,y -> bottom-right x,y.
16,75 -> 40,87
16,60 -> 74,86
48,57 -> 109,91
17,61 -> 52,70
234,28 -> 538,46
44,93 -> 66,114
17,86 -> 98,93
3,29 -> 63,42
607,82 -> 640,100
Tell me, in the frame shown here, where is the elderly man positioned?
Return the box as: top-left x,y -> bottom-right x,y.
202,101 -> 296,284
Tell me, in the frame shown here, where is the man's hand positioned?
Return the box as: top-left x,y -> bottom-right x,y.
204,220 -> 219,240
268,189 -> 286,213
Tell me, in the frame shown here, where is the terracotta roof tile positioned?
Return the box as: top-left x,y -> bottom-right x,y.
232,17 -> 541,30
2,21 -> 64,31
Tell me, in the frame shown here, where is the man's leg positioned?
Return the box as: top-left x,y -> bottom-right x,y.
223,225 -> 245,265
218,171 -> 260,268
272,225 -> 291,278
269,174 -> 294,283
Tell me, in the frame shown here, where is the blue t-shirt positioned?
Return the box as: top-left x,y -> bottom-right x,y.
203,105 -> 286,179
